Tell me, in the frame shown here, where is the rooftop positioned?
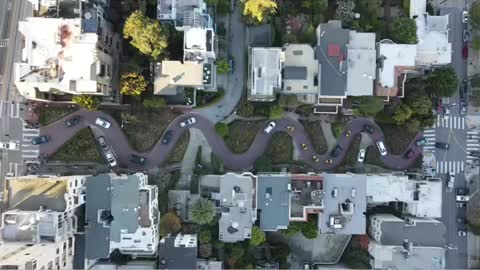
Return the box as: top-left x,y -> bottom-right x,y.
257,175 -> 290,231
1,210 -> 65,243
158,234 -> 198,269
346,32 -> 376,96
281,44 -> 319,95
154,61 -> 204,94
416,14 -> 451,66
320,174 -> 367,235
289,175 -> 324,221
248,47 -> 283,101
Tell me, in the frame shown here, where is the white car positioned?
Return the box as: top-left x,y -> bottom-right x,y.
444,107 -> 450,119
376,141 -> 387,156
264,121 -> 276,134
447,172 -> 455,191
462,11 -> 469,23
95,117 -> 111,129
180,117 -> 196,127
0,142 -> 17,150
458,230 -> 467,237
456,195 -> 470,202
357,149 -> 366,163
105,152 -> 117,167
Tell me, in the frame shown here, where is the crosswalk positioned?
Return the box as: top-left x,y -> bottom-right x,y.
433,115 -> 465,130
422,129 -> 436,152
21,127 -> 39,162
436,161 -> 465,174
467,130 -> 480,163
0,101 -> 21,118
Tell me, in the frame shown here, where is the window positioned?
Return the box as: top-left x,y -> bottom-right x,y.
107,64 -> 112,78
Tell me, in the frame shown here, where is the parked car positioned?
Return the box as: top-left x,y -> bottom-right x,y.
404,149 -> 415,159
105,152 -> 117,167
264,121 -> 276,134
462,11 -> 469,23
470,151 -> 480,158
435,142 -> 449,150
415,137 -> 427,146
447,172 -> 455,191
458,230 -> 467,237
129,154 -> 146,165
462,45 -> 469,59
444,107 -> 450,119
457,202 -> 467,208
97,136 -> 109,151
457,195 -> 470,202
357,149 -> 366,163
461,103 -> 467,114
324,159 -> 333,164
0,142 -> 17,150
162,130 -> 174,144
463,29 -> 470,42
180,117 -> 196,127
65,116 -> 81,127
95,117 -> 111,129
376,141 -> 387,156
331,145 -> 343,157
363,124 -> 375,134
312,155 -> 319,162
32,136 -> 49,145
301,143 -> 308,151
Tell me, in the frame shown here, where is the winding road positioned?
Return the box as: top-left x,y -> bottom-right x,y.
39,110 -> 424,171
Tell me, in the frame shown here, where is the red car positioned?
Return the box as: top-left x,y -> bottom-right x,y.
463,45 -> 469,59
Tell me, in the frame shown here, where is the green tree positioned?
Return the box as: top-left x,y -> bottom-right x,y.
269,104 -> 284,119
390,17 -> 417,44
231,244 -> 245,258
312,0 -> 328,14
249,226 -> 266,246
159,212 -> 181,236
405,89 -> 432,116
472,35 -> 480,51
352,96 -> 384,116
121,72 -> 147,96
335,0 -> 355,23
471,4 -> 480,28
425,67 -> 459,97
237,100 -> 255,117
405,119 -> 421,133
189,198 -> 215,225
243,0 -> 277,23
199,229 -> 212,244
123,10 -> 168,59
215,122 -> 229,138
355,0 -> 381,31
392,104 -> 413,125
72,95 -> 99,111
143,96 -> 167,109
278,95 -> 300,109
216,58 -> 231,74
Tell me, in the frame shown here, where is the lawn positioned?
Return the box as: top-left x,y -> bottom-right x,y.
301,120 -> 328,154
331,121 -> 346,138
109,109 -> 180,152
379,124 -> 418,155
39,106 -> 77,126
266,132 -> 293,164
50,128 -> 103,163
364,145 -> 385,168
166,132 -> 190,164
340,135 -> 361,166
225,120 -> 265,153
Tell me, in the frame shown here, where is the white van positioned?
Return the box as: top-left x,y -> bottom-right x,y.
376,141 -> 387,156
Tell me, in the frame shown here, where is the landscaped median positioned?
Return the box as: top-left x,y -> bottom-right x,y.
39,106 -> 78,126
225,120 -> 266,153
50,128 -> 103,163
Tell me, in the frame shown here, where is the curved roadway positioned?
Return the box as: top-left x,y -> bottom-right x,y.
39,111 -> 424,171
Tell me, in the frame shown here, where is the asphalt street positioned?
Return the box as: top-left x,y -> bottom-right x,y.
38,110 -> 424,172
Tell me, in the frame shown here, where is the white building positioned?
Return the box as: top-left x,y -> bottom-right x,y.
15,0 -> 119,102
85,173 -> 160,266
0,175 -> 87,270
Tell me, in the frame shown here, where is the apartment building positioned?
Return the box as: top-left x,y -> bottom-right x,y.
0,175 -> 87,270
84,173 -> 160,266
14,0 -> 119,103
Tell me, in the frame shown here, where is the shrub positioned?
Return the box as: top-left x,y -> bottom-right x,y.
143,97 -> 167,109
215,122 -> 229,138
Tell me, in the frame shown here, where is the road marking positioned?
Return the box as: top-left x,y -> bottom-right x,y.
436,115 -> 441,127
424,128 -> 435,133
21,154 -> 38,158
424,134 -> 435,137
462,118 -> 465,130
452,162 -> 456,174
467,143 -> 480,147
436,162 -> 440,173
461,161 -> 464,172
468,131 -> 479,135
0,101 -> 3,118
454,117 -> 458,129
439,162 -> 443,173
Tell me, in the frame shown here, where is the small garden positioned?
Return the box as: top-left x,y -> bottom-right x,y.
225,120 -> 266,153
266,132 -> 293,164
301,120 -> 328,154
185,88 -> 226,108
51,128 -> 103,163
165,133 -> 190,164
38,106 -> 77,126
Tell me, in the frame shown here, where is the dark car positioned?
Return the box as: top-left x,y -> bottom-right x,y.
130,154 -> 146,165
331,145 -> 343,157
463,45 -> 469,59
97,136 -> 109,151
404,149 -> 415,159
65,116 -> 81,127
435,142 -> 449,150
415,137 -> 427,146
456,187 -> 469,195
162,130 -> 173,144
32,135 -> 49,145
470,151 -> 480,158
363,124 -> 375,134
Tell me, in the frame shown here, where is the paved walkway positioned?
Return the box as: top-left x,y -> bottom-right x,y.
320,121 -> 336,150
39,110 -> 424,171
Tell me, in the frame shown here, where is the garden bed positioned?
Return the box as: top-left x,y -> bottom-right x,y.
225,120 -> 265,153
39,106 -> 77,126
166,132 -> 190,164
379,124 -> 418,155
301,120 -> 328,154
266,132 -> 293,164
51,128 -> 103,163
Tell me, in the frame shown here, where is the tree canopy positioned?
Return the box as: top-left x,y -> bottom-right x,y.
352,96 -> 385,116
189,198 -> 216,225
123,11 -> 168,59
390,17 -> 417,44
143,96 -> 167,109
243,0 -> 277,23
269,104 -> 284,119
335,0 -> 355,23
250,226 -> 266,246
72,95 -> 99,111
354,0 -> 381,31
471,4 -> 480,28
121,72 -> 147,96
159,212 -> 181,236
392,104 -> 413,125
425,67 -> 459,97
216,58 -> 231,74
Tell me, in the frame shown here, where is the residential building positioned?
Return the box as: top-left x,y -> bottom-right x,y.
256,174 -> 290,231
0,175 -> 87,270
368,214 -> 446,269
366,174 -> 442,218
14,0 -> 120,102
158,234 -> 198,269
289,174 -> 323,222
197,259 -> 223,270
247,47 -> 283,102
153,61 -> 213,95
84,173 -> 160,265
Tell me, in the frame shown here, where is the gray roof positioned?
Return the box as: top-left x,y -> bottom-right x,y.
85,174 -> 141,260
316,21 -> 350,97
158,235 -> 198,269
218,173 -> 254,242
249,47 -> 282,101
284,66 -> 307,80
346,32 -> 376,96
372,245 -> 445,270
379,219 -> 446,247
73,233 -> 86,270
257,175 -> 290,231
320,174 -> 367,234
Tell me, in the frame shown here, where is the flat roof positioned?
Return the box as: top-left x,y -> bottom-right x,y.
159,234 -> 198,269
316,21 -> 350,97
346,32 -> 376,96
282,44 -> 318,95
154,61 -> 204,94
249,47 -> 282,99
377,43 -> 417,88
416,14 -> 451,66
257,175 -> 290,231
320,174 -> 367,234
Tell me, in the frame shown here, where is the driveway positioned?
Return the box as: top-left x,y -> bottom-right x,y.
39,111 -> 423,171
